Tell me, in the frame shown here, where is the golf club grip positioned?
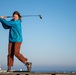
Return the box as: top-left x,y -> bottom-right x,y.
6,16 -> 12,18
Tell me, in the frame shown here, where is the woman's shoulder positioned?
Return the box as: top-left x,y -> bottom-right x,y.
10,19 -> 14,21
10,19 -> 20,22
10,19 -> 21,24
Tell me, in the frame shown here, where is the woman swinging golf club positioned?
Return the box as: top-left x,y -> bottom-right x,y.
0,11 -> 32,72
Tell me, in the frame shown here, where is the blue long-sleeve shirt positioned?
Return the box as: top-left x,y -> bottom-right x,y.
0,18 -> 23,42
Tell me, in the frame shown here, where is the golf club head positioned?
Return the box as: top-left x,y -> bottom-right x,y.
39,15 -> 42,19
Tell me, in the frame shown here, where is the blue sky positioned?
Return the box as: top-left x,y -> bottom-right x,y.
0,0 -> 76,72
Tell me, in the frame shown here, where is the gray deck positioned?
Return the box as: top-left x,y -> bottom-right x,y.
0,71 -> 76,75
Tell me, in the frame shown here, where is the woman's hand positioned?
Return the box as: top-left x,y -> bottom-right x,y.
0,16 -> 6,18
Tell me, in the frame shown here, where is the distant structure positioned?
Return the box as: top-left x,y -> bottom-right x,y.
0,65 -> 1,70
20,69 -> 22,71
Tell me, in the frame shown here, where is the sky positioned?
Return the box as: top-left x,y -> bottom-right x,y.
0,0 -> 76,72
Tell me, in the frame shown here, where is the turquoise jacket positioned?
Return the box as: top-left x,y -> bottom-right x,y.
0,18 -> 23,42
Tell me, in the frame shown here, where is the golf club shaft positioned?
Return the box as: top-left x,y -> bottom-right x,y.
7,15 -> 42,19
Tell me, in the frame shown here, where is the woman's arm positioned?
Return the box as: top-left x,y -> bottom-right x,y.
0,18 -> 17,27
1,22 -> 10,29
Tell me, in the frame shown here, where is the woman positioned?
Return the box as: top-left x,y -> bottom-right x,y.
0,11 -> 32,72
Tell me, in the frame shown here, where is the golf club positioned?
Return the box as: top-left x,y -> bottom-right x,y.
6,15 -> 42,19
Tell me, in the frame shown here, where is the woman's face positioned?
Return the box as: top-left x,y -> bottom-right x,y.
13,14 -> 19,20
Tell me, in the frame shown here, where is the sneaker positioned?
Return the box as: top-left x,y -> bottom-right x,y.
25,62 -> 32,72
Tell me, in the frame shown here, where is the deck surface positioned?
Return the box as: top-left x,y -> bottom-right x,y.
0,71 -> 76,75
